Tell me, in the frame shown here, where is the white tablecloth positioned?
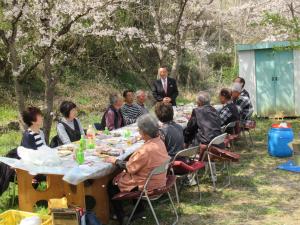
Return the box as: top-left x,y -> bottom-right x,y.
0,108 -> 192,185
0,125 -> 143,185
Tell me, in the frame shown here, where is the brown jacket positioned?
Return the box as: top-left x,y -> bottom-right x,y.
116,137 -> 170,192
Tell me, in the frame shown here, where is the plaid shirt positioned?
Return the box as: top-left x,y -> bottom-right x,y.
240,89 -> 250,98
219,104 -> 233,126
219,101 -> 240,126
235,95 -> 253,120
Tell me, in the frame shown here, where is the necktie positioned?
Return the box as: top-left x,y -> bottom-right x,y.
163,79 -> 167,94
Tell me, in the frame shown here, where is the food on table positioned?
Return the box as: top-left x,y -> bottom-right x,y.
57,144 -> 75,157
94,144 -> 124,156
112,132 -> 121,137
103,137 -> 120,145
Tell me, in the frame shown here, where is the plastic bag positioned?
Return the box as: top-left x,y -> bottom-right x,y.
17,146 -> 62,166
19,216 -> 42,225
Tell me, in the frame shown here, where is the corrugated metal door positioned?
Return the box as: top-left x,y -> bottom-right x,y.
255,49 -> 276,116
274,50 -> 295,116
255,49 -> 295,116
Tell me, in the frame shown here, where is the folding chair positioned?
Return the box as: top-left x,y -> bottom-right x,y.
112,160 -> 178,225
170,146 -> 205,204
201,133 -> 240,191
240,119 -> 256,148
222,121 -> 238,151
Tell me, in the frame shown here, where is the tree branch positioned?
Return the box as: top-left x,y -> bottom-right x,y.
10,1 -> 27,42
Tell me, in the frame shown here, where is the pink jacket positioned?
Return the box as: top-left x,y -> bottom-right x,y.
116,137 -> 170,192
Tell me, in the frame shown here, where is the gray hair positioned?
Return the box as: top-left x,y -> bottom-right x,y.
136,90 -> 145,97
137,114 -> 159,138
109,94 -> 121,105
196,91 -> 210,105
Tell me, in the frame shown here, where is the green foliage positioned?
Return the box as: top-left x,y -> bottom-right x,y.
263,12 -> 300,40
222,66 -> 238,84
207,52 -> 233,70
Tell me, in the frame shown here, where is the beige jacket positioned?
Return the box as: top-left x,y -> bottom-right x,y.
116,137 -> 170,192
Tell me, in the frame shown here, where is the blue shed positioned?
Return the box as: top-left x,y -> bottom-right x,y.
237,41 -> 300,117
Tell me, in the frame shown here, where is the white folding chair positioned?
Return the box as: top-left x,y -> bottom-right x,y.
221,121 -> 238,151
170,146 -> 205,204
221,121 -> 236,133
126,159 -> 178,225
201,133 -> 227,191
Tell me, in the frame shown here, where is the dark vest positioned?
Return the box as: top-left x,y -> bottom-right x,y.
60,119 -> 82,142
100,106 -> 124,130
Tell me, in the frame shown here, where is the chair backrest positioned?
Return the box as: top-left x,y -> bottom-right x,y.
221,121 -> 236,133
199,133 -> 227,161
143,159 -> 170,191
207,133 -> 227,149
171,146 -> 199,164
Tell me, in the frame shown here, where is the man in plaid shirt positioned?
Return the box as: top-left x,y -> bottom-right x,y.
232,83 -> 254,120
233,77 -> 250,98
219,88 -> 240,127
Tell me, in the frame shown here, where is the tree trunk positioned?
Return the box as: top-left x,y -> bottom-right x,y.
9,43 -> 26,128
170,48 -> 182,80
43,50 -> 55,144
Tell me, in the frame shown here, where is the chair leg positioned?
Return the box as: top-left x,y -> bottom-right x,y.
195,171 -> 201,201
174,179 -> 180,205
207,155 -> 217,192
225,161 -> 231,188
248,130 -> 254,147
145,195 -> 160,225
231,141 -> 235,151
167,192 -> 179,225
126,194 -> 143,225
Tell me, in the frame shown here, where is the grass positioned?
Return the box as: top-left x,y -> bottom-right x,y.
122,118 -> 300,225
0,105 -> 18,126
1,91 -> 300,224
1,116 -> 300,224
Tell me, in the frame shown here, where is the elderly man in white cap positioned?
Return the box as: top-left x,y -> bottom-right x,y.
232,83 -> 253,120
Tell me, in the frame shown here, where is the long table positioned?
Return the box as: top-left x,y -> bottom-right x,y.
0,106 -> 193,224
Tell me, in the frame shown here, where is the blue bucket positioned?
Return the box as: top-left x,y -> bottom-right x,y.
268,127 -> 294,157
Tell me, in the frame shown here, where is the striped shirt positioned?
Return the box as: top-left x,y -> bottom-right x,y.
121,103 -> 142,125
21,129 -> 46,150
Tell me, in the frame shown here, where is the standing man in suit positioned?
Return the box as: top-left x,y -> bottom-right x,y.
152,66 -> 179,106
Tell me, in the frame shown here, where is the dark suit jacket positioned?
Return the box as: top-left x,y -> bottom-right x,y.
152,77 -> 179,106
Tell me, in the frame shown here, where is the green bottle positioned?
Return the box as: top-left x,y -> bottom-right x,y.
76,148 -> 85,165
124,129 -> 131,139
79,135 -> 86,150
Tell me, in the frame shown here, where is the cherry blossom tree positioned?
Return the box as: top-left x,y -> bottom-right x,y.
0,0 -> 122,142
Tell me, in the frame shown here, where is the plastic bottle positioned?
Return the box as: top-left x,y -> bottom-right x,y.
86,125 -> 96,149
79,135 -> 86,151
76,148 -> 85,165
124,129 -> 131,139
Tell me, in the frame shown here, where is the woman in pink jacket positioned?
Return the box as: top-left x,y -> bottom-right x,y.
105,114 -> 170,224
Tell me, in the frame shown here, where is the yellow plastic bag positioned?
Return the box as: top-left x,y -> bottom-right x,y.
0,210 -> 51,225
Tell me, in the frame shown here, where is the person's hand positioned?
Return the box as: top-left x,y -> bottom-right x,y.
163,97 -> 171,103
104,156 -> 117,164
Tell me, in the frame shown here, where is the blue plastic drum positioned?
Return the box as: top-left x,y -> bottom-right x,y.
268,127 -> 294,157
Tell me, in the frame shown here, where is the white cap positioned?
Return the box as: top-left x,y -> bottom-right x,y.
232,82 -> 242,93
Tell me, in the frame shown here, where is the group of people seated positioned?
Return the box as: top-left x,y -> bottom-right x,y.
15,66 -> 253,224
